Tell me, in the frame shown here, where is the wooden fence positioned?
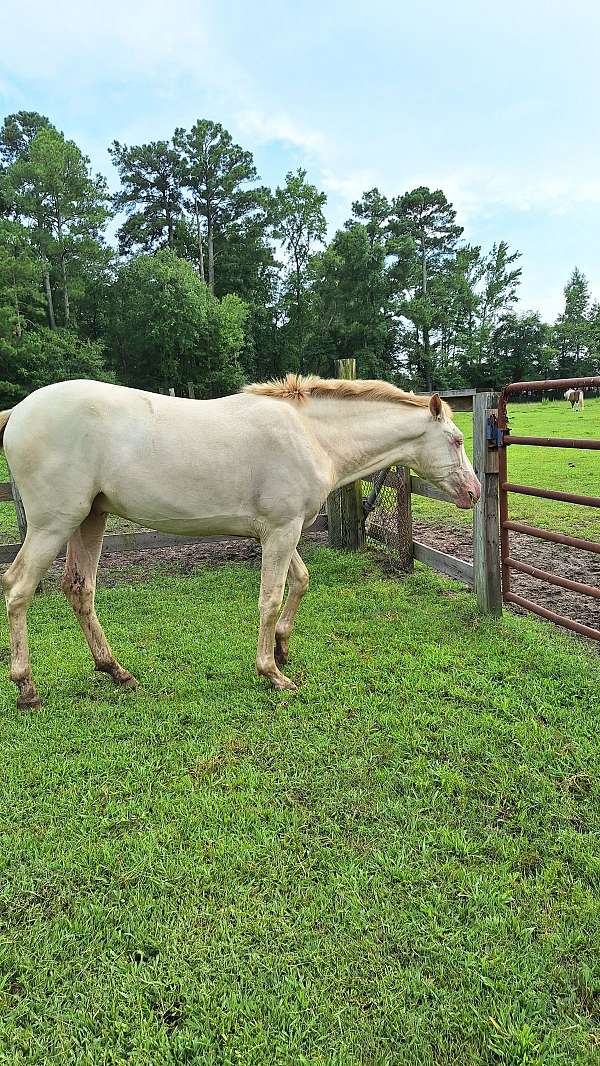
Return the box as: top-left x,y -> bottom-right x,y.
327,367 -> 502,617
0,374 -> 502,618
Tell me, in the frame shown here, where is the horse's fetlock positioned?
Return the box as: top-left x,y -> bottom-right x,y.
10,665 -> 31,684
256,655 -> 275,676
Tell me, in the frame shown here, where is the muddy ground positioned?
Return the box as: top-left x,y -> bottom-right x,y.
412,519 -> 599,638
40,523 -> 597,648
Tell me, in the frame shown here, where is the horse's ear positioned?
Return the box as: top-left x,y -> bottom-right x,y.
429,393 -> 443,421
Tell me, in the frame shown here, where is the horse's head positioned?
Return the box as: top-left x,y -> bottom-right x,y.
410,395 -> 481,510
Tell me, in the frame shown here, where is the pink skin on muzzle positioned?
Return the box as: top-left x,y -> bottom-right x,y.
453,472 -> 482,509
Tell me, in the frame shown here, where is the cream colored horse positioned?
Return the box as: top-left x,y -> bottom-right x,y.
0,375 -> 480,708
564,388 -> 584,412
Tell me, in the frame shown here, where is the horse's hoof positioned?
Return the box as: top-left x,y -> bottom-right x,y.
96,662 -> 138,689
271,675 -> 297,692
17,695 -> 42,711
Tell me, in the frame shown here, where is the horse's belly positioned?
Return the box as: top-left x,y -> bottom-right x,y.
95,493 -> 258,538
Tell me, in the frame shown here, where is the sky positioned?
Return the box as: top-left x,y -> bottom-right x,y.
2,0 -> 600,320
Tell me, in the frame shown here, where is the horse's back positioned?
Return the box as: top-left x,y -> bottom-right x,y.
3,381 -> 330,536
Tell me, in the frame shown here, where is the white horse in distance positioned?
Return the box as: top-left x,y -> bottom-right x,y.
564,388 -> 584,412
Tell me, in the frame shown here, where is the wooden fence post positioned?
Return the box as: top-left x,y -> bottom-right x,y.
473,391 -> 502,616
187,382 -> 196,399
326,358 -> 365,550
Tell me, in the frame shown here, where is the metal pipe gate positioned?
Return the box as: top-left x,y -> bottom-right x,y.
495,376 -> 600,641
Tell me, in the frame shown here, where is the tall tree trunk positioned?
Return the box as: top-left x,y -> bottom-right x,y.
56,208 -> 70,327
44,269 -> 56,330
423,334 -> 432,391
194,202 -> 205,282
60,251 -> 70,326
294,250 -> 303,372
420,232 -> 432,390
207,207 -> 215,293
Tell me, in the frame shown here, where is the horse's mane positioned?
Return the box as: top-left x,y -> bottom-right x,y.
244,373 -> 452,414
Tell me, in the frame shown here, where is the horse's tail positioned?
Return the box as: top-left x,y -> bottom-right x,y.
0,410 -> 12,448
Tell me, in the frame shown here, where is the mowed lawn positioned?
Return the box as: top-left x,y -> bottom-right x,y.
412,398 -> 600,538
0,548 -> 598,1064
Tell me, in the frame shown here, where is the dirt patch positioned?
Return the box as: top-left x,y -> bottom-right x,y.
42,532 -> 328,589
413,519 -> 600,637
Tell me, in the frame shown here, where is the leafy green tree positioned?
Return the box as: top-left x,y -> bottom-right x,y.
491,312 -> 552,387
308,224 -> 396,376
0,219 -> 45,338
269,168 -> 327,370
174,120 -> 263,292
0,326 -> 107,406
475,241 -> 521,366
109,249 -> 247,396
554,267 -> 594,375
433,244 -> 483,385
389,187 -> 463,389
109,139 -> 184,254
1,112 -> 55,215
0,111 -> 54,166
5,127 -> 110,327
348,188 -> 391,254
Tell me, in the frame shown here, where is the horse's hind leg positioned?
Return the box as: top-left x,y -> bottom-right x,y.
275,549 -> 309,667
257,524 -> 303,691
62,509 -> 137,689
2,529 -> 69,709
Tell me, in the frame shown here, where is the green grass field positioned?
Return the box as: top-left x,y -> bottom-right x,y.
411,398 -> 600,538
0,548 -> 598,1064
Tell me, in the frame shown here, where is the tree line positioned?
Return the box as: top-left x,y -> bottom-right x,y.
1,108 -> 598,406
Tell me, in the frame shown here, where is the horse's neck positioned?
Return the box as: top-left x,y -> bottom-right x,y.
300,398 -> 426,488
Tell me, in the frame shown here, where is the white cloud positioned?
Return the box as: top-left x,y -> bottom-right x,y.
434,167 -> 600,228
0,0 -> 242,92
320,168 -> 378,203
235,109 -> 329,157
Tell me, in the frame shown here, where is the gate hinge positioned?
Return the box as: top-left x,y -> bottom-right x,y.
486,413 -> 506,449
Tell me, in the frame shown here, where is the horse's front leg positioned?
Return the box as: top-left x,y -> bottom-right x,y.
256,525 -> 302,691
275,549 -> 309,667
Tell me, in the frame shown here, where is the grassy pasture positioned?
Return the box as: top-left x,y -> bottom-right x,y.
412,398 -> 600,538
0,548 -> 598,1064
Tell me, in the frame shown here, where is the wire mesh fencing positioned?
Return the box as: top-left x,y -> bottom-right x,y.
362,467 -> 412,570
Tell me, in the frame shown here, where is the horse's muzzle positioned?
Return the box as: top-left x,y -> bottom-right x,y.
454,474 -> 481,509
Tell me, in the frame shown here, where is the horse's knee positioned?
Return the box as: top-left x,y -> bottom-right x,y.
3,580 -> 33,614
1,564 -> 20,600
